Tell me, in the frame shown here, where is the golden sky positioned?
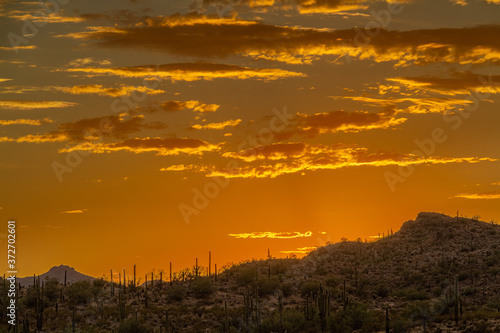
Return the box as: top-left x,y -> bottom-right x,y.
0,0 -> 499,279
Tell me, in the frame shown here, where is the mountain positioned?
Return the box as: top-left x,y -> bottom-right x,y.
17,264 -> 95,287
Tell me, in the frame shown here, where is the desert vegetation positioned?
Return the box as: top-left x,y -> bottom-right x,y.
1,212 -> 500,332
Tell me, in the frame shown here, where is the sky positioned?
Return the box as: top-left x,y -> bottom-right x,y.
0,0 -> 499,280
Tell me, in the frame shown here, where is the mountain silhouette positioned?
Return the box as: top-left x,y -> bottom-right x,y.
17,264 -> 94,287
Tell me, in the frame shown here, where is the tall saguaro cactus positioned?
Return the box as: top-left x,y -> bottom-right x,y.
209,251 -> 211,277
455,276 -> 459,324
133,264 -> 136,287
145,274 -> 149,308
111,270 -> 114,296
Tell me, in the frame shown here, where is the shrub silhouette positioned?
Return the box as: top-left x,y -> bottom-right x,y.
299,280 -> 320,296
191,277 -> 215,298
118,319 -> 152,333
166,284 -> 187,302
67,280 -> 93,305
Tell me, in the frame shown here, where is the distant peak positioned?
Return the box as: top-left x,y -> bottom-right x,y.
49,265 -> 76,271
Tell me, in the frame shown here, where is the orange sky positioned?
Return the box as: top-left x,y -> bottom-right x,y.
0,0 -> 499,280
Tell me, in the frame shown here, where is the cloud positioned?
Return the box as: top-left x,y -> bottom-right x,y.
388,72 -> 500,96
53,115 -> 148,142
209,142 -> 497,178
58,13 -> 500,66
280,246 -> 317,254
0,79 -> 12,82
61,209 -> 87,214
229,231 -> 313,239
53,84 -> 165,97
191,119 -> 242,130
0,118 -> 53,126
60,137 -> 220,156
452,191 -> 500,199
6,11 -> 85,23
65,63 -> 305,81
0,46 -> 37,51
0,100 -> 78,110
337,95 -> 475,114
192,0 -> 370,14
0,134 -> 66,143
68,58 -> 111,67
276,108 -> 405,139
140,100 -> 220,113
0,115 -> 150,144
160,164 -> 210,172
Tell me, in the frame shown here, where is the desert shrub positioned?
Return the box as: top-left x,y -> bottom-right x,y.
299,280 -> 320,296
489,267 -> 500,276
43,277 -> 60,302
327,302 -> 382,332
391,315 -> 412,333
458,272 -> 469,281
471,321 -> 489,333
281,281 -> 294,297
431,286 -> 442,297
257,277 -> 279,297
462,287 -> 476,296
118,319 -> 152,333
166,284 -> 187,302
191,277 -> 214,298
375,284 -> 390,298
261,308 -> 311,332
272,260 -> 289,275
485,255 -> 499,267
325,274 -> 341,288
315,265 -> 329,276
394,288 -> 429,301
236,267 -> 256,286
66,280 -> 93,305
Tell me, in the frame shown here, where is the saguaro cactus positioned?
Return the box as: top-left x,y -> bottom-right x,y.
385,308 -> 390,333
145,274 -> 149,308
342,279 -> 349,311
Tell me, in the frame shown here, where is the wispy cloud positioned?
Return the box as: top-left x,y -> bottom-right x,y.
0,118 -> 53,126
212,143 -> 497,178
61,209 -> 88,214
191,119 -> 242,130
280,246 -> 317,254
388,73 -> 500,96
0,100 -> 78,110
65,63 -> 305,81
452,191 -> 500,200
53,84 -> 165,97
0,46 -> 37,51
229,231 -> 313,239
138,100 -> 220,114
61,137 -> 220,156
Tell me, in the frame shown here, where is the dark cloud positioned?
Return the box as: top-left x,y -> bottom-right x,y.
61,13 -> 500,66
276,108 -> 405,139
51,115 -> 146,142
61,137 -> 220,156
